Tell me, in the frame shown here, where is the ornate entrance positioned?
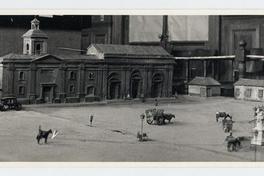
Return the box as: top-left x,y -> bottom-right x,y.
130,71 -> 142,98
40,83 -> 56,103
109,81 -> 121,99
151,73 -> 164,98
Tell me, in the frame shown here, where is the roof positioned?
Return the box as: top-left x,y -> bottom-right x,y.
89,44 -> 171,58
1,53 -> 37,60
54,54 -> 97,60
22,29 -> 48,38
234,78 -> 264,87
188,77 -> 221,86
1,53 -> 99,62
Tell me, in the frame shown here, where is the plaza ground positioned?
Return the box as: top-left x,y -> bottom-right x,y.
0,96 -> 263,161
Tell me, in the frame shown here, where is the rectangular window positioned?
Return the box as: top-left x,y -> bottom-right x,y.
19,71 -> 25,81
87,86 -> 95,95
69,85 -> 75,93
69,71 -> 76,80
244,88 -> 252,98
235,88 -> 240,98
18,86 -> 25,95
258,89 -> 263,98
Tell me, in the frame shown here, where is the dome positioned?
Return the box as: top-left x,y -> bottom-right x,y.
22,18 -> 48,39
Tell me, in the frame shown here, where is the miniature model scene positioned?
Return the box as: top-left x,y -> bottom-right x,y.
2,15 -> 264,161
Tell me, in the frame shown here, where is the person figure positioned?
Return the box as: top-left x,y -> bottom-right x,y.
127,93 -> 130,100
154,99 -> 158,107
174,91 -> 178,99
89,114 -> 94,127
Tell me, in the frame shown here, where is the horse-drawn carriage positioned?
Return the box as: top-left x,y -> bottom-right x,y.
145,108 -> 175,125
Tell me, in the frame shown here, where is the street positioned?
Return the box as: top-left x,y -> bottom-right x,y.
0,96 -> 262,161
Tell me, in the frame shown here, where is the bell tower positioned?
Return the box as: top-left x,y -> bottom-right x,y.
22,18 -> 48,55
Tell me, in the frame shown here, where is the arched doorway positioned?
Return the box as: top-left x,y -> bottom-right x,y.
151,73 -> 164,98
108,73 -> 121,100
130,71 -> 142,99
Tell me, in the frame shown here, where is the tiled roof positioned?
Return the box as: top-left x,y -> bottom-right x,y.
1,53 -> 98,61
22,29 -> 48,38
91,44 -> 171,57
234,78 -> 264,87
188,76 -> 221,86
1,53 -> 37,59
54,54 -> 98,60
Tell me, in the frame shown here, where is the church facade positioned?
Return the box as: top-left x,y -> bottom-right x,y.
0,18 -> 174,104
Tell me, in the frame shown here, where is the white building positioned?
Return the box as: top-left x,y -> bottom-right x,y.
234,78 -> 264,101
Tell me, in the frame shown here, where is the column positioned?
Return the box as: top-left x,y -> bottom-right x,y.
167,65 -> 173,97
28,63 -> 37,103
203,60 -> 207,77
185,60 -> 189,94
102,65 -> 108,100
120,66 -> 127,99
77,63 -> 85,101
125,67 -> 130,98
7,63 -> 15,96
235,40 -> 248,79
58,63 -> 67,102
141,67 -> 147,98
212,61 -> 215,79
147,66 -> 153,98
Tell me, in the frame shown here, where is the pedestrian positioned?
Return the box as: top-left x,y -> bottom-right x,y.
89,114 -> 94,127
174,91 -> 178,99
127,93 -> 130,100
154,98 -> 158,107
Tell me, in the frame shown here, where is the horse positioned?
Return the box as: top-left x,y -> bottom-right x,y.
222,118 -> 233,133
36,126 -> 53,144
225,134 -> 241,152
163,113 -> 175,123
216,112 -> 232,122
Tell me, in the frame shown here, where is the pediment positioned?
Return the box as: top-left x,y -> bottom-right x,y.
32,54 -> 63,63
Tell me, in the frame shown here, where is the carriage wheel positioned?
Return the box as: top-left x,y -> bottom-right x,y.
15,104 -> 22,111
3,105 -> 9,111
228,143 -> 234,152
157,118 -> 163,125
146,117 -> 154,125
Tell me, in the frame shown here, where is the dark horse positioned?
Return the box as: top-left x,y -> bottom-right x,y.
216,112 -> 232,122
36,125 -> 52,144
225,134 -> 241,152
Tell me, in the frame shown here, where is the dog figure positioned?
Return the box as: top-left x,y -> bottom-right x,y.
36,125 -> 53,144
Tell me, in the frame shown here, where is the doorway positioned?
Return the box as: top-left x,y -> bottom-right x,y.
151,73 -> 164,98
109,81 -> 121,99
43,86 -> 52,103
130,71 -> 142,99
131,79 -> 141,98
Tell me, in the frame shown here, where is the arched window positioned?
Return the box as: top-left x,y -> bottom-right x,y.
69,85 -> 75,93
35,43 -> 41,54
19,71 -> 25,80
18,86 -> 25,95
86,86 -> 95,96
69,71 -> 76,80
26,43 -> 29,52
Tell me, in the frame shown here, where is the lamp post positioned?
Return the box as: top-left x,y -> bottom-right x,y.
140,113 -> 145,136
137,113 -> 145,142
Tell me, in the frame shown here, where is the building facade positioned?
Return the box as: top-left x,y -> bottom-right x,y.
0,18 -> 174,104
188,77 -> 221,97
234,79 -> 264,101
